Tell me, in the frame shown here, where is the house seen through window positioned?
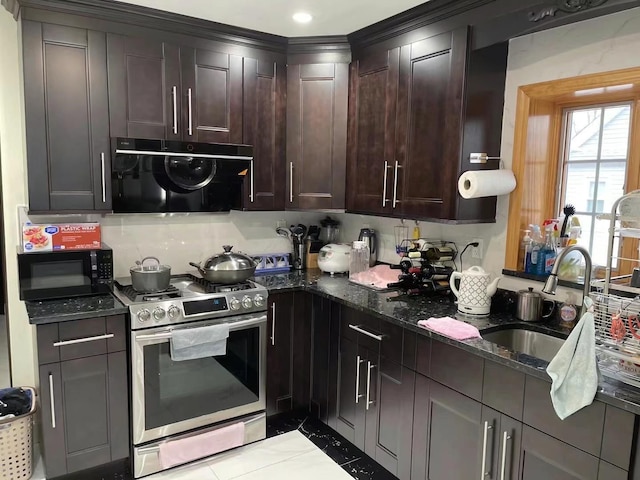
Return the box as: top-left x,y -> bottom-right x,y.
558,103 -> 632,267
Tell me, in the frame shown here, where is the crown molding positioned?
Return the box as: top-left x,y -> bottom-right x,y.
1,0 -> 20,19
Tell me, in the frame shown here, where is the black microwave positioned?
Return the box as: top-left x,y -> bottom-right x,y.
18,245 -> 113,301
111,138 -> 254,213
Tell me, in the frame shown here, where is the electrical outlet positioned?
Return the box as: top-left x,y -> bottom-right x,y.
276,219 -> 287,228
472,238 -> 484,259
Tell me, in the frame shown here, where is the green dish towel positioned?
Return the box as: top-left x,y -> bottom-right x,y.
546,297 -> 600,420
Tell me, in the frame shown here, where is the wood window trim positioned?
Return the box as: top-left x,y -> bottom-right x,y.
505,67 -> 640,273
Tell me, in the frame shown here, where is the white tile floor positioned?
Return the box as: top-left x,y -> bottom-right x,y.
31,431 -> 353,480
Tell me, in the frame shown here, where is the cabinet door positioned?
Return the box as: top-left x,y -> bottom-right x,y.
243,59 -> 286,210
107,34 -> 180,140
287,63 -> 348,209
23,22 -> 110,212
370,361 -> 415,479
266,292 -> 294,415
346,48 -> 400,216
336,336 -> 364,446
38,353 -> 129,477
426,381 -> 483,480
181,48 -> 243,143
520,426 -> 599,480
396,28 -> 467,219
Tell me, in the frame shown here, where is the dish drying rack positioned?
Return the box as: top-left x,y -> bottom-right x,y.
590,190 -> 640,386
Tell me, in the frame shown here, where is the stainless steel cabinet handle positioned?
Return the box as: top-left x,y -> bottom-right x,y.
100,152 -> 106,203
187,88 -> 193,136
382,160 -> 389,207
499,431 -> 512,480
250,160 -> 255,203
270,302 -> 276,346
481,420 -> 493,479
355,355 -> 365,404
289,162 -> 294,203
392,161 -> 402,209
172,86 -> 178,135
53,333 -> 114,347
348,324 -> 383,342
48,373 -> 56,429
366,361 -> 376,410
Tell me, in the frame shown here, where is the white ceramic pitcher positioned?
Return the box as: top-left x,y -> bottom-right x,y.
450,266 -> 501,315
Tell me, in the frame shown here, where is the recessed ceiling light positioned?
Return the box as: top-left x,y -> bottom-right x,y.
292,12 -> 313,24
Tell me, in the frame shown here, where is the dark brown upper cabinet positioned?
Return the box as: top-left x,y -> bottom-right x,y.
346,27 -> 507,223
23,22 -> 111,213
346,47 -> 400,217
286,63 -> 348,210
108,37 -> 245,144
180,47 -> 243,143
242,58 -> 286,211
107,34 -> 181,140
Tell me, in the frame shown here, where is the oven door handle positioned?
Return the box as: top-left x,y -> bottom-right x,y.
134,314 -> 267,341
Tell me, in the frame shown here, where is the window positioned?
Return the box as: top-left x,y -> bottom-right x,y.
558,103 -> 631,267
506,68 -> 640,275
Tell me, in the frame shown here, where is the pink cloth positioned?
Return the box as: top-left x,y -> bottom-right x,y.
159,422 -> 245,469
418,317 -> 481,340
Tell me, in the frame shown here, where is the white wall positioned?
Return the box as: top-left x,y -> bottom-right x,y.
0,8 -> 35,388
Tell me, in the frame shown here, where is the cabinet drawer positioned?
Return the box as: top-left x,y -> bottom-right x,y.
340,306 -> 382,352
379,320 -> 403,366
482,360 -> 525,420
37,315 -> 126,364
430,340 -> 484,400
601,405 -> 636,470
523,376 -> 605,457
521,426 -> 599,479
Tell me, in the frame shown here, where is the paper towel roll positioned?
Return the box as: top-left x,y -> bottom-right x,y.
457,170 -> 516,199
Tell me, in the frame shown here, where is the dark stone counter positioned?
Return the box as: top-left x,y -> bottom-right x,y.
254,269 -> 640,415
26,294 -> 128,324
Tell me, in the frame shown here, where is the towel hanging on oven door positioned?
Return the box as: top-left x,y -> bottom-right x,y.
170,324 -> 230,361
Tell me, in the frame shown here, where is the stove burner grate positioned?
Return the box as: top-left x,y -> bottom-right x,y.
185,274 -> 254,293
115,281 -> 181,302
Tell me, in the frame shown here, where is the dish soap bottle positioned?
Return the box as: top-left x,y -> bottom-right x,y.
527,225 -> 543,275
542,226 -> 557,274
521,229 -> 532,272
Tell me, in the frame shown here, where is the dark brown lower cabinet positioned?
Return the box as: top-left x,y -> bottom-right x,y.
38,352 -> 128,478
266,291 -> 310,416
520,426 -> 599,480
336,331 -> 414,477
482,406 -> 521,480
412,378 -> 483,480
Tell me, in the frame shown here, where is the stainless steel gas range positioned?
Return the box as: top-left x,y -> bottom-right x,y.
112,274 -> 268,478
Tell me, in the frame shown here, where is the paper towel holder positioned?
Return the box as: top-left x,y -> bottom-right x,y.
469,152 -> 501,164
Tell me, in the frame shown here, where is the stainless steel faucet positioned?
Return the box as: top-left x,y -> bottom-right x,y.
542,244 -> 593,317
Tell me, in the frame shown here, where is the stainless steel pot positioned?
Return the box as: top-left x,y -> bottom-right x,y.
130,257 -> 171,293
516,287 -> 555,322
190,245 -> 258,284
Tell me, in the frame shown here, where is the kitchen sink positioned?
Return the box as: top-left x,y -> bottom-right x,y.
481,327 -> 566,362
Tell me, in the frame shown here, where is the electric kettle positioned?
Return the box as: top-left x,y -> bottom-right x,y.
450,266 -> 501,315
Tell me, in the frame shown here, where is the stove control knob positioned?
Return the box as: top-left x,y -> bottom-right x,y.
168,305 -> 181,319
229,297 -> 241,311
253,294 -> 265,307
242,296 -> 253,309
137,309 -> 151,323
153,307 -> 166,321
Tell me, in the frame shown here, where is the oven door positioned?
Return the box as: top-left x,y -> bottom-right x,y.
131,312 -> 266,445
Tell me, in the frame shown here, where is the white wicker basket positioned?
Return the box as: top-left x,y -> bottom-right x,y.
0,387 -> 36,480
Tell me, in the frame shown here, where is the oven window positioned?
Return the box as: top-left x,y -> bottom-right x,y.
144,326 -> 260,430
30,260 -> 89,289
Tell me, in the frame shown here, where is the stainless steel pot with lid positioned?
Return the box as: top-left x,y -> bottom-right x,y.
130,256 -> 172,293
190,245 -> 259,284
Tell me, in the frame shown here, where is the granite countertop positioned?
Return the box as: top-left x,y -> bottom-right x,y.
26,294 -> 129,324
254,269 -> 640,415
